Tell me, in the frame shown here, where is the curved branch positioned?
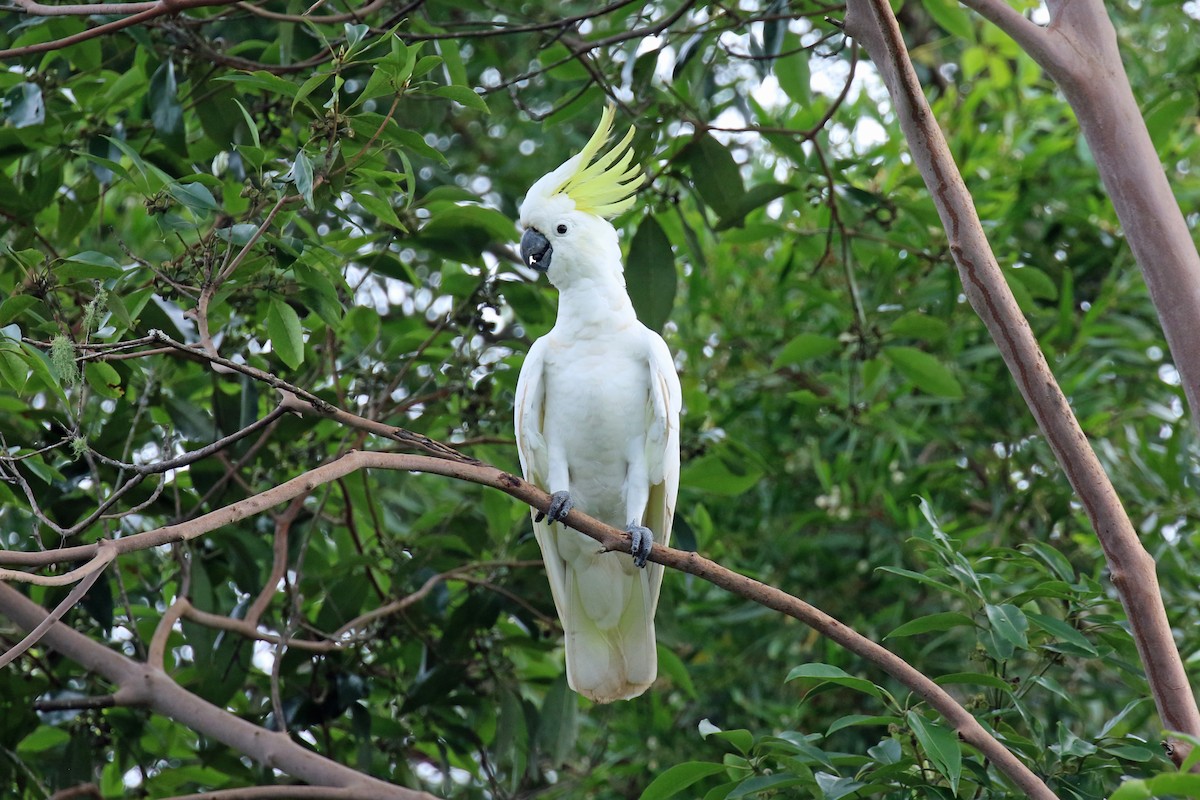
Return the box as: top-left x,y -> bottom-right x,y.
843,0 -> 1200,767
0,447 -> 1056,796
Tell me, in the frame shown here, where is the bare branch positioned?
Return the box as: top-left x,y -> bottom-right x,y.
180,600 -> 336,652
148,598 -> 186,669
49,785 -> 103,800
245,495 -> 306,628
333,560 -> 544,639
90,403 -> 289,475
34,693 -> 121,712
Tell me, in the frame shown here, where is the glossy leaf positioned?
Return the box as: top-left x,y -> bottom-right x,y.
626,214 -> 677,333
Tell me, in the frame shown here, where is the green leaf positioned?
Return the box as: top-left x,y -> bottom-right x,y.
922,0 -> 975,40
772,333 -> 840,368
1026,611 -> 1098,656
0,295 -> 38,326
4,82 -> 44,129
0,348 -> 29,392
232,98 -> 261,148
715,182 -> 797,230
885,612 -> 975,639
933,672 -> 1014,692
728,774 -> 809,798
58,251 -> 123,280
17,725 -> 70,753
812,772 -> 867,800
825,714 -> 900,734
657,644 -> 698,699
148,60 -> 185,153
84,361 -> 122,399
626,215 -> 677,333
167,182 -> 219,215
267,299 -> 305,369
1145,92 -> 1196,151
867,738 -> 903,765
786,663 -> 883,699
888,312 -> 949,341
1010,266 -> 1058,301
906,711 -> 962,793
775,33 -> 810,104
983,603 -> 1029,658
1100,742 -> 1158,762
535,674 -> 577,768
217,71 -> 299,98
883,346 -> 963,398
684,133 -> 744,219
1108,779 -> 1151,800
1146,773 -> 1200,796
639,762 -> 726,800
681,451 -> 762,496
431,85 -> 490,113
292,150 -> 315,210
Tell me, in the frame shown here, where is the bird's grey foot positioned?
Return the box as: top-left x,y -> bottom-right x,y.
536,491 -> 573,523
627,523 -> 653,568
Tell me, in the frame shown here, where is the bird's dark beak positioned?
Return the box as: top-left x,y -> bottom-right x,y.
520,228 -> 553,272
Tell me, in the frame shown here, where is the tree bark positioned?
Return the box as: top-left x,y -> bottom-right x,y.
842,0 -> 1200,766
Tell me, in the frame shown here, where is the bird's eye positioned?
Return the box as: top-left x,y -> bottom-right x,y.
556,224 -> 568,235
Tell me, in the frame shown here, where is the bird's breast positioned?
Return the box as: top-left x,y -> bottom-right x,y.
541,334 -> 650,519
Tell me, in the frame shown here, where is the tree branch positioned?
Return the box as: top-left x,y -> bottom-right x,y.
0,550 -> 111,667
0,0 -> 240,59
0,448 -> 1056,796
0,580 -> 438,799
161,786 -> 367,799
843,0 -> 1200,766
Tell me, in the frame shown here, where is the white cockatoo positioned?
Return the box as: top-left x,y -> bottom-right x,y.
514,106 -> 682,703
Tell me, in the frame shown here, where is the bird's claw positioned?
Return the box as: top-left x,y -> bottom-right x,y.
627,524 -> 653,569
536,491 -> 573,523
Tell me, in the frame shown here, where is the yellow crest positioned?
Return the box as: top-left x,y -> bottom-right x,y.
554,105 -> 642,218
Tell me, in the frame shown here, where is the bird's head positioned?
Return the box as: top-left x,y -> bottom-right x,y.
517,106 -> 642,287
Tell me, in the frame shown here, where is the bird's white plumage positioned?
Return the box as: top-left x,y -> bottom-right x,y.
514,110 -> 681,702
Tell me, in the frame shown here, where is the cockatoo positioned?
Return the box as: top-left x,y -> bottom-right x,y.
514,106 -> 682,703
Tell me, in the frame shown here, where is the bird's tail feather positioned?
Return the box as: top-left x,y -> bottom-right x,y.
563,555 -> 657,703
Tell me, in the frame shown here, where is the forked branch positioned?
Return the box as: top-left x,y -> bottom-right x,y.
842,0 -> 1200,765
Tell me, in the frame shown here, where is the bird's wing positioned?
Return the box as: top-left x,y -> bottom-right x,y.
514,339 -> 570,623
643,331 -> 682,610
